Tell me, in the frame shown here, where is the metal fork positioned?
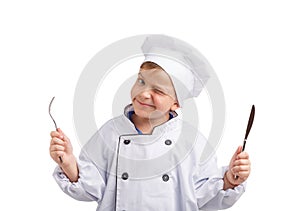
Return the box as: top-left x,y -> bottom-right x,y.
49,96 -> 63,163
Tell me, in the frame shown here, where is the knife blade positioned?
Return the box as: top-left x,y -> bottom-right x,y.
242,105 -> 255,151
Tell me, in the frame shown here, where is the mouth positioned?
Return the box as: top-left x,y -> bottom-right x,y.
136,99 -> 155,108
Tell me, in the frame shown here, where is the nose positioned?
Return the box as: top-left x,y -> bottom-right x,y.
139,89 -> 152,99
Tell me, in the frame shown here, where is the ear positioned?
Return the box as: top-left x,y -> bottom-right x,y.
170,102 -> 180,111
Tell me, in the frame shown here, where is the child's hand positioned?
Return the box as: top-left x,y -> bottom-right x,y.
49,128 -> 79,182
49,128 -> 74,166
224,146 -> 251,189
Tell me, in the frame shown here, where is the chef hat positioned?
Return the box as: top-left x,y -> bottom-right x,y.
141,34 -> 212,107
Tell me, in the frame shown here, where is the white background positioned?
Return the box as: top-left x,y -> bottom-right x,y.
1,0 -> 299,210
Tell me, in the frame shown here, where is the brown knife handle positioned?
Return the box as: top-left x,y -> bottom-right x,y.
242,139 -> 247,151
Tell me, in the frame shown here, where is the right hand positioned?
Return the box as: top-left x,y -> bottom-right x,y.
226,146 -> 251,186
49,128 -> 74,166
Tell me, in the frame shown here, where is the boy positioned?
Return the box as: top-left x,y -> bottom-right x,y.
50,35 -> 250,210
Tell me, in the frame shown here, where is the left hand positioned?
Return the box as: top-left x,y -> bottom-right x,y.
224,146 -> 251,188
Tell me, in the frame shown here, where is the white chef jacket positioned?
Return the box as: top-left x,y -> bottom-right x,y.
53,105 -> 245,211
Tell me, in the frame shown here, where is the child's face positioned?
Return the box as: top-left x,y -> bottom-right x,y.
131,68 -> 179,120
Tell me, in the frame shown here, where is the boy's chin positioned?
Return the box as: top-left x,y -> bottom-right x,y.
135,110 -> 168,120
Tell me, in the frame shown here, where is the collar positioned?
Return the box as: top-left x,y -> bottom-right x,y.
116,104 -> 180,136
126,105 -> 177,134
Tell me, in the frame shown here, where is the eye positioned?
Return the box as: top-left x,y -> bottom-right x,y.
154,89 -> 165,95
137,78 -> 145,85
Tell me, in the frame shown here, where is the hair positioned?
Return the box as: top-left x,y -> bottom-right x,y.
140,61 -> 164,71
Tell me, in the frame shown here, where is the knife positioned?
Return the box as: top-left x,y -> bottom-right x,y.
242,105 -> 255,151
234,105 -> 255,180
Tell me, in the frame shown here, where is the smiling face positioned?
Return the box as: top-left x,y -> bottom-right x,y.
131,62 -> 179,121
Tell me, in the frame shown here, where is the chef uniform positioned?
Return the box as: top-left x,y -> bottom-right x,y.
53,35 -> 246,210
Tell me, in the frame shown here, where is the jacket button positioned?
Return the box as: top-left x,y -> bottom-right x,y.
162,174 -> 169,182
124,139 -> 131,145
121,172 -> 129,180
164,139 -> 172,145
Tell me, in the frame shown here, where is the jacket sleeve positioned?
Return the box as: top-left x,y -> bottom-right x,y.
194,156 -> 246,210
52,150 -> 106,202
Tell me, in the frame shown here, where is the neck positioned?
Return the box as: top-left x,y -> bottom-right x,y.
132,113 -> 169,134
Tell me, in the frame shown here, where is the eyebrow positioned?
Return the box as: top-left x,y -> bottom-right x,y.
138,72 -> 144,78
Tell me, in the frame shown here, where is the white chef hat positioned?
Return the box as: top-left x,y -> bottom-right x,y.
141,34 -> 212,107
